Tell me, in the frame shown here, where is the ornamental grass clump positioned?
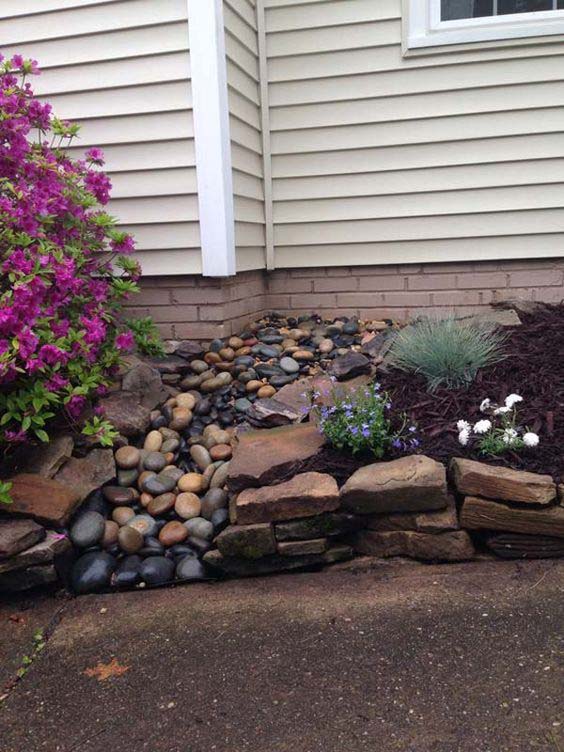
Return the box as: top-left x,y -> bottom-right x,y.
387,315 -> 506,391
0,54 -> 142,447
457,394 -> 540,457
310,380 -> 419,458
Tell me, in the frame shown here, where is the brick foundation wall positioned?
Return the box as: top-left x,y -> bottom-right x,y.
128,258 -> 564,340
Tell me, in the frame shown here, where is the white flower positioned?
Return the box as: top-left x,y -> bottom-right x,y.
457,420 -> 471,432
458,429 -> 470,446
523,432 -> 539,448
502,428 -> 518,445
473,419 -> 492,435
494,406 -> 511,415
505,394 -> 523,409
479,398 -> 492,412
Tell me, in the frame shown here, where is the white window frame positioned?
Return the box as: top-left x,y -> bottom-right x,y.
406,0 -> 564,49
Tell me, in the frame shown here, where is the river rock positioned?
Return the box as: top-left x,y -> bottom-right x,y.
103,486 -> 137,505
236,472 -> 339,525
118,525 -> 144,554
143,452 -> 167,473
127,514 -> 158,538
178,473 -> 205,493
70,551 -> 116,594
200,488 -> 228,520
102,520 -> 119,547
450,458 -> 556,505
175,492 -> 201,520
7,474 -> 82,527
184,517 -> 214,540
113,555 -> 143,587
147,492 -> 176,516
140,556 -> 175,585
340,455 -> 448,515
176,556 -> 207,580
0,519 -> 45,559
460,496 -> 564,538
70,511 -> 105,548
329,352 -> 370,381
144,430 -> 163,452
112,507 -> 135,526
159,521 -> 188,546
190,445 -> 212,471
351,530 -> 475,562
228,424 -> 325,492
215,523 -> 276,559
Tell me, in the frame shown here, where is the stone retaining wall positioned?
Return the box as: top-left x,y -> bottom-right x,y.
128,258 -> 564,340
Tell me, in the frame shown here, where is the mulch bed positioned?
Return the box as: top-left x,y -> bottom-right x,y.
377,303 -> 564,483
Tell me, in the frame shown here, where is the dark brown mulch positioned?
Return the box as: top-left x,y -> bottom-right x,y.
377,303 -> 564,483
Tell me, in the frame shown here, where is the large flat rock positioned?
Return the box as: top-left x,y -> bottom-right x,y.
0,519 -> 45,559
450,458 -> 556,505
460,496 -> 564,538
340,455 -> 448,515
485,532 -> 564,559
54,448 -> 116,503
215,523 -> 276,559
227,424 -> 325,492
274,512 -> 364,542
6,474 -> 82,527
203,543 -> 352,577
236,472 -> 339,525
0,531 -> 71,574
365,495 -> 459,534
351,530 -> 475,562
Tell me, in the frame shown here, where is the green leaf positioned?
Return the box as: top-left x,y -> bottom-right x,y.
34,429 -> 49,443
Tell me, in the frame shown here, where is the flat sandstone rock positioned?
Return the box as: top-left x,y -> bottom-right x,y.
227,424 -> 325,492
0,519 -> 45,559
351,530 -> 474,562
340,455 -> 448,515
215,523 -> 276,559
365,495 -> 459,534
460,496 -> 564,538
6,474 -> 82,527
450,458 -> 555,505
236,472 -> 339,525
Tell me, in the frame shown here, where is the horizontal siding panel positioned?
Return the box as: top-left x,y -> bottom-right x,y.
136,249 -> 202,276
273,159 -> 564,199
2,0 -> 119,16
0,0 -> 188,44
274,184 -> 564,223
46,81 -> 192,120
1,23 -> 189,69
230,117 -> 263,154
225,0 -> 257,31
267,20 -> 400,57
268,57 -> 564,107
225,34 -> 260,80
266,0 -> 398,32
228,90 -> 262,130
33,52 -> 190,96
224,4 -> 259,54
72,112 -> 193,147
271,134 -> 564,177
110,168 -> 198,198
236,247 -> 267,271
121,223 -> 200,250
268,43 -> 564,83
234,196 -> 266,223
235,222 -> 266,246
274,235 -> 564,268
67,140 -> 196,171
226,60 -> 260,104
270,82 -> 564,131
271,109 -> 564,154
233,170 -> 265,201
232,143 -> 263,178
274,209 -> 564,245
110,196 -> 198,224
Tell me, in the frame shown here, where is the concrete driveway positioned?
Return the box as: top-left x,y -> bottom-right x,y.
1,557 -> 562,752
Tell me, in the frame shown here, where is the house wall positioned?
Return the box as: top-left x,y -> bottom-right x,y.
1,0 -> 201,277
224,0 -> 267,272
261,0 -> 564,269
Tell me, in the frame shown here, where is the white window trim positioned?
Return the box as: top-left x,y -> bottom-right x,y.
407,1 -> 564,49
187,0 -> 236,277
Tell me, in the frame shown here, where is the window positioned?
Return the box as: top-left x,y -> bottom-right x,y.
407,0 -> 564,49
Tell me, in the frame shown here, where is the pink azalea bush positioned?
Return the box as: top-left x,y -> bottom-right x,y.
0,54 -> 141,447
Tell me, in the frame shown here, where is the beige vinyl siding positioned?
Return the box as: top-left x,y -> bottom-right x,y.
224,0 -> 266,271
263,0 -> 564,269
1,0 -> 200,276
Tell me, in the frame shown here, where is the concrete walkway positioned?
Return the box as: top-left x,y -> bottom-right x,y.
1,557 -> 562,752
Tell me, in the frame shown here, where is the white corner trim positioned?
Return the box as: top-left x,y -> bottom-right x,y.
256,0 -> 275,271
406,0 -> 564,50
187,0 -> 235,277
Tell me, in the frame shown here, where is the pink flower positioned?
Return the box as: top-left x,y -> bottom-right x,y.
115,331 -> 135,351
66,395 -> 86,419
85,147 -> 104,165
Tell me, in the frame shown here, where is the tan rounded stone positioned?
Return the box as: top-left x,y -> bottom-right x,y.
175,492 -> 202,520
112,506 -> 135,526
202,423 -> 222,439
204,351 -> 221,365
294,350 -> 314,361
215,361 -> 234,372
282,339 -> 297,349
144,430 -> 163,452
115,445 -> 141,470
200,377 -> 223,393
138,470 -> 156,491
159,520 -> 188,546
175,393 -> 196,410
219,347 -> 235,362
163,452 -> 175,464
147,492 -> 176,516
159,427 -> 180,441
118,525 -> 143,554
209,444 -> 232,462
212,429 -> 231,445
245,380 -> 262,393
178,473 -> 205,494
169,407 -> 192,431
234,346 -> 251,357
229,336 -> 244,349
102,520 -> 119,547
140,492 -> 153,508
257,385 -> 276,399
